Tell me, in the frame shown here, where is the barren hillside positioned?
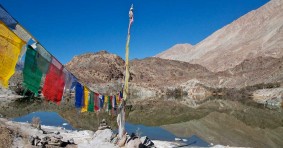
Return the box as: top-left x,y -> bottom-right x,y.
65,51 -> 125,85
156,0 -> 283,72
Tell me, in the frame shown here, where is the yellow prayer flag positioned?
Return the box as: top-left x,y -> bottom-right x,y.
104,95 -> 108,104
116,95 -> 120,105
81,87 -> 89,112
0,21 -> 25,88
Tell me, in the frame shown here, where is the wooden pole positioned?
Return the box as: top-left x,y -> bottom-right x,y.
118,4 -> 134,139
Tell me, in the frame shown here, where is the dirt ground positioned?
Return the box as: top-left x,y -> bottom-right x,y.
0,126 -> 14,148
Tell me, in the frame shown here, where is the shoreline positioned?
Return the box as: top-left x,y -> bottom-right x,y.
0,117 -> 228,148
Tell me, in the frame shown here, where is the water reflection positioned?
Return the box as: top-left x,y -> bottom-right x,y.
1,96 -> 283,147
13,111 -> 75,130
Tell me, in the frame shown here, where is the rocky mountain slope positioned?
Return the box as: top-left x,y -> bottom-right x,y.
129,57 -> 215,87
65,49 -> 283,92
156,0 -> 283,72
66,51 -> 220,86
216,56 -> 283,88
65,51 -> 125,85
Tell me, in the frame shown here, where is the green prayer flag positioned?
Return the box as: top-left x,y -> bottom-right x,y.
22,45 -> 43,96
88,91 -> 94,112
108,96 -> 112,110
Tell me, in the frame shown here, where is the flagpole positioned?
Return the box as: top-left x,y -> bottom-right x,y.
118,4 -> 134,139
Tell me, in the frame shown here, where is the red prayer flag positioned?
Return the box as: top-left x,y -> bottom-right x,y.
42,58 -> 65,104
94,92 -> 99,111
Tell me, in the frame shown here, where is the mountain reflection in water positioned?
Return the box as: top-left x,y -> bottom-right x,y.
1,96 -> 283,147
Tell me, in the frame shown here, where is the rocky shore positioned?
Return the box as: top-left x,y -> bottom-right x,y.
0,118 -> 229,148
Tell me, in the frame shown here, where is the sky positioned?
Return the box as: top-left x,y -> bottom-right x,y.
1,0 -> 269,64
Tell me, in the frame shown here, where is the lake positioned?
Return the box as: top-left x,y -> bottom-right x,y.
1,97 -> 282,147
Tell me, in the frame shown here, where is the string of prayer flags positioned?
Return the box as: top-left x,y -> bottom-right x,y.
75,82 -> 84,108
0,4 -> 127,114
22,45 -> 43,95
0,21 -> 25,88
81,87 -> 89,112
87,91 -> 94,112
42,57 -> 65,104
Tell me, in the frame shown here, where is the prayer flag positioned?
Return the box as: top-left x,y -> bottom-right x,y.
42,57 -> 65,104
36,43 -> 51,74
94,93 -> 100,111
112,95 -> 116,108
0,5 -> 17,28
119,91 -> 123,101
75,82 -> 84,108
116,95 -> 120,105
0,21 -> 25,87
87,91 -> 94,112
22,45 -> 43,95
81,87 -> 89,112
99,95 -> 104,109
104,95 -> 108,106
63,69 -> 76,90
108,96 -> 112,110
0,5 -> 32,42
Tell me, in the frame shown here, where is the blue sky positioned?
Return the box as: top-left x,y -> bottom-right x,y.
1,0 -> 269,64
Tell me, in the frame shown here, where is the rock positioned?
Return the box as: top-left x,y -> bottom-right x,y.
34,138 -> 40,146
28,136 -> 35,145
98,126 -> 111,130
126,138 -> 142,148
54,131 -> 60,135
98,119 -> 111,130
140,136 -> 154,147
42,136 -> 51,142
54,135 -> 63,139
175,138 -> 181,141
182,139 -> 187,142
93,129 -> 113,142
68,138 -> 75,144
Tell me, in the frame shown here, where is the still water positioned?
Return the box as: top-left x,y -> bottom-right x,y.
4,96 -> 283,147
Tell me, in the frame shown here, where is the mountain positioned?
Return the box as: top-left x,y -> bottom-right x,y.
155,44 -> 193,60
65,51 -> 125,85
66,51 -> 216,87
156,0 -> 283,72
